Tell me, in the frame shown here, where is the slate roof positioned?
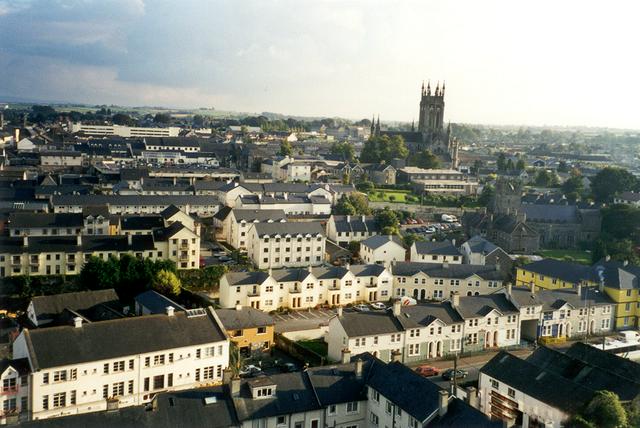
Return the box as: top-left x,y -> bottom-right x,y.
521,259 -> 596,284
521,204 -> 579,223
239,194 -> 330,205
159,204 -> 183,219
0,235 -> 155,254
52,194 -> 218,207
525,346 -> 640,401
252,221 -> 324,237
481,351 -> 595,413
331,215 -> 380,234
413,240 -> 461,256
592,259 -> 640,290
462,235 -> 499,255
0,358 -> 30,376
232,209 -> 287,223
23,307 -> 227,370
618,191 -> 640,202
508,286 -> 613,310
392,262 -> 506,281
153,222 -> 191,241
223,271 -> 271,286
563,342 -> 640,384
305,362 -> 368,406
361,234 -> 404,250
429,397 -> 502,427
215,306 -> 275,330
7,212 -> 84,229
134,290 -> 186,314
31,289 -> 119,323
454,294 -> 519,318
348,264 -> 387,277
121,215 -> 164,230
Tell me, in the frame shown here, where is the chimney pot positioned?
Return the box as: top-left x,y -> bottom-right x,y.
166,306 -> 175,316
392,300 -> 402,316
355,358 -> 363,378
22,234 -> 28,247
438,390 -> 450,418
451,292 -> 460,308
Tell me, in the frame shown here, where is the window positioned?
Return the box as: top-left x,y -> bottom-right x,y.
328,404 -> 337,415
372,390 -> 380,402
508,388 -> 516,398
386,400 -> 393,414
128,380 -> 134,394
203,366 -> 216,380
153,375 -> 164,390
257,327 -> 267,334
369,412 -> 379,426
144,356 -> 151,367
103,363 -> 109,374
277,416 -> 286,425
491,379 -> 499,389
154,355 -> 165,366
346,401 -> 359,413
53,370 -> 67,382
408,343 -> 420,356
42,395 -> 49,410
144,378 -> 150,392
113,361 -> 125,372
113,382 -> 125,397
103,384 -> 109,398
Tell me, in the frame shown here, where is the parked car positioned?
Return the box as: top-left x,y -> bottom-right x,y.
278,362 -> 298,373
370,302 -> 386,310
239,365 -> 262,377
353,304 -> 370,312
441,368 -> 468,381
415,365 -> 439,377
218,255 -> 232,262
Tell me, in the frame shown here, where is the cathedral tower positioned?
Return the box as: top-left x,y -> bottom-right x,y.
418,81 -> 445,133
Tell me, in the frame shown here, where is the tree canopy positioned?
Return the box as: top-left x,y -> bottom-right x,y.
375,208 -> 400,235
152,269 -> 182,297
334,194 -> 371,216
360,135 -> 408,163
408,149 -> 441,169
330,141 -> 356,162
590,167 -> 639,203
279,140 -> 293,156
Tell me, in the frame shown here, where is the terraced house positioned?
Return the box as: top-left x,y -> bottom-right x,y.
9,307 -> 229,422
515,259 -> 597,290
327,292 -> 520,362
593,258 -> 640,329
392,262 -> 506,301
246,222 -> 326,269
219,264 -> 393,311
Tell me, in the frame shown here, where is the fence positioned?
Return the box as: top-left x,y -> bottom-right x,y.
274,333 -> 326,367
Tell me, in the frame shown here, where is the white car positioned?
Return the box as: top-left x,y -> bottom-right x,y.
353,304 -> 370,312
370,302 -> 386,310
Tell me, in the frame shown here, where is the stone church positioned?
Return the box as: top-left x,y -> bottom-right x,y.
464,177 -> 601,253
372,81 -> 459,168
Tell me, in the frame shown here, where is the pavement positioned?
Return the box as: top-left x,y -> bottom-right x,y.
273,308 -> 336,333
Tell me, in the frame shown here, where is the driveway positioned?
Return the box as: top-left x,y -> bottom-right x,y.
273,308 -> 336,333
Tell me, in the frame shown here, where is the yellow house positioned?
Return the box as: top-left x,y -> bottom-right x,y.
594,259 -> 640,329
215,306 -> 275,356
516,259 -> 597,291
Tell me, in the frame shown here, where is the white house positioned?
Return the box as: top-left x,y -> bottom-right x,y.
359,235 -> 405,267
410,240 -> 462,264
325,215 -> 380,247
219,264 -> 393,311
223,209 -> 287,250
11,307 -> 229,422
246,222 -> 326,269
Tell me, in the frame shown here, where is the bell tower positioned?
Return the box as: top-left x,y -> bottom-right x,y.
418,80 -> 445,134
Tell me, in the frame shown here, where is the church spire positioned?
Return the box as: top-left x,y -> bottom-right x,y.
421,81 -> 425,96
426,80 -> 431,96
411,119 -> 415,132
442,81 -> 445,97
435,81 -> 440,97
370,114 -> 375,135
375,115 -> 381,136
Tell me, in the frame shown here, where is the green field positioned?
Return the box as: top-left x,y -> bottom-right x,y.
539,249 -> 592,265
367,189 -> 417,203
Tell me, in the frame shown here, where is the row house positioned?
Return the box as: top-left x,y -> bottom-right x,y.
505,284 -> 614,342
325,214 -> 381,246
409,240 -> 462,264
327,292 -> 520,363
0,221 -> 200,278
219,264 -> 393,311
235,194 -> 331,216
31,355 -> 495,427
10,306 -> 229,422
392,262 -> 506,301
359,235 -> 406,268
221,208 -> 287,251
0,359 -> 29,424
51,195 -> 219,217
246,222 -> 326,270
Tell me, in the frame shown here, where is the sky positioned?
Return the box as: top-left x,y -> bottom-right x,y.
0,0 -> 639,128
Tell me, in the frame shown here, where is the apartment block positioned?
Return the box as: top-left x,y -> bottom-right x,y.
246,222 -> 325,269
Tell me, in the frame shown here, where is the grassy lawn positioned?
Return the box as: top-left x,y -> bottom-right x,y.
297,340 -> 328,357
368,189 -> 417,203
539,249 -> 592,265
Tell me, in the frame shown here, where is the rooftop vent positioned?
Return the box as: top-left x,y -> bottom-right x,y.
186,308 -> 207,318
204,396 -> 217,405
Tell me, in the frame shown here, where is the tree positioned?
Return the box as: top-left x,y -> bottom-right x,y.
403,233 -> 425,248
515,159 -> 526,172
342,172 -> 351,185
579,391 -> 628,428
360,135 -> 408,163
478,185 -> 495,207
375,208 -> 400,235
279,140 -> 293,156
335,195 -> 356,215
153,112 -> 172,123
534,170 -> 560,187
591,167 -> 639,203
193,114 -> 205,127
356,180 -> 375,193
562,175 -> 585,202
557,160 -> 569,173
506,158 -> 515,171
152,269 -> 182,297
112,113 -> 136,126
348,193 -> 371,215
330,141 -> 356,162
409,149 -> 441,169
497,152 -> 507,172
347,241 -> 360,256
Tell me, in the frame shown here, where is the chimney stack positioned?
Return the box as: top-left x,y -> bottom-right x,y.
391,350 -> 402,363
506,283 -> 512,296
466,386 -> 478,408
337,306 -> 343,317
577,283 -> 582,297
73,317 -> 83,328
392,300 -> 402,317
222,368 -> 233,385
438,390 -> 450,418
166,306 -> 175,317
341,348 -> 351,364
76,234 -> 82,247
230,376 -> 241,397
624,260 -> 629,266
530,283 -> 536,295
127,233 -> 133,246
355,358 -> 363,379
22,234 -> 28,247
451,292 -> 460,308
605,255 -> 611,262
235,304 -> 243,311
